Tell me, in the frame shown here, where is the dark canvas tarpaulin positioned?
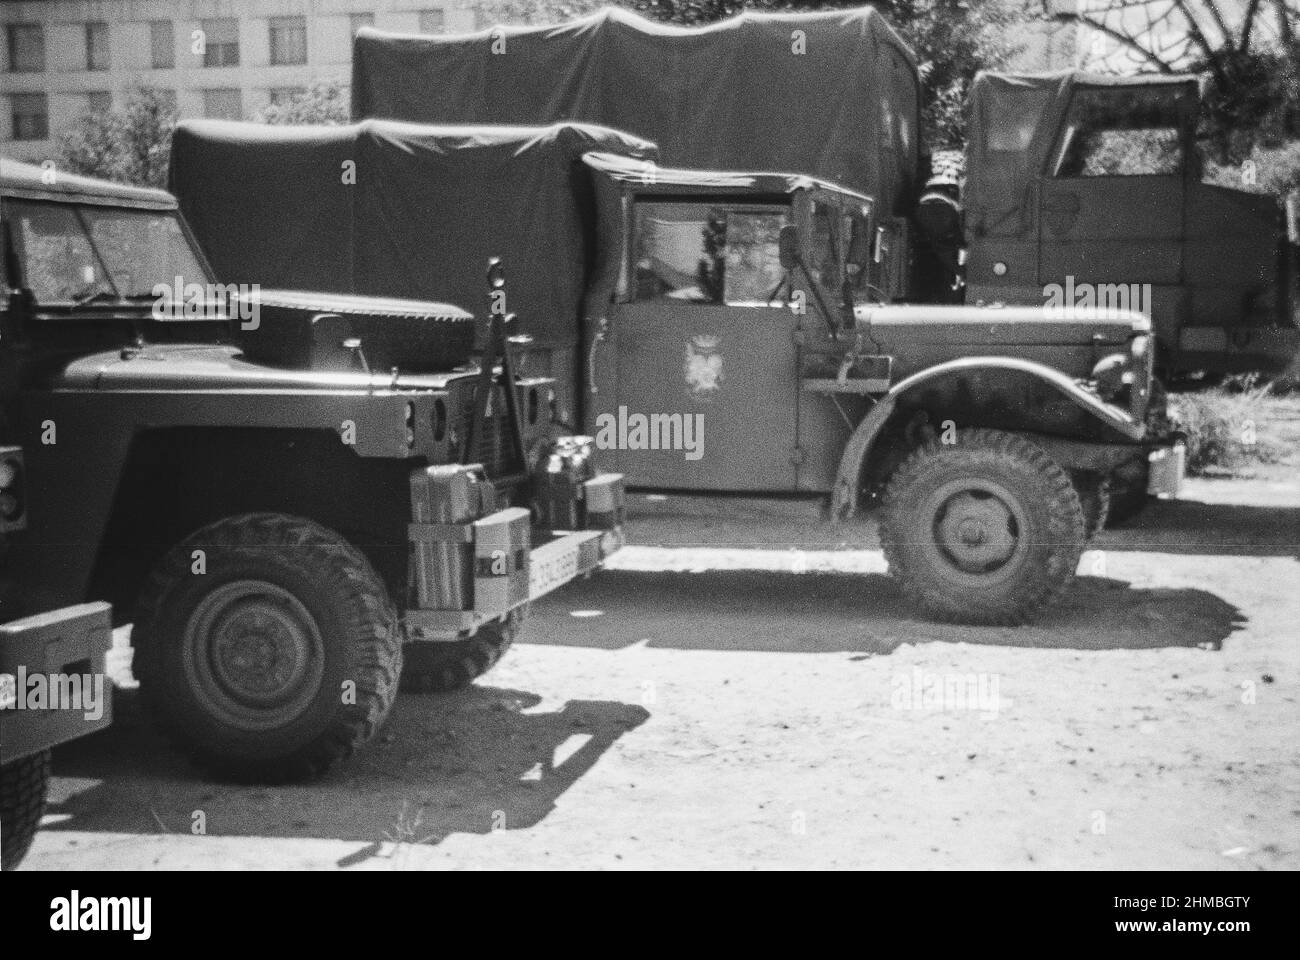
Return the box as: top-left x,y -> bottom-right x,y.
169,119 -> 656,346
351,7 -> 920,214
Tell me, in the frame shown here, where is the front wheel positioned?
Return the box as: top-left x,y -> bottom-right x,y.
133,514 -> 402,783
880,429 -> 1085,625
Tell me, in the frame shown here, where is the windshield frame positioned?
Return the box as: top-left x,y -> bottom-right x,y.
800,187 -> 875,317
4,198 -> 218,310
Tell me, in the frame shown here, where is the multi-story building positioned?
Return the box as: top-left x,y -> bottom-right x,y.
0,1 -> 476,162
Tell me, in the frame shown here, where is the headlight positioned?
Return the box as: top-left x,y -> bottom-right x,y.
0,446 -> 25,530
1090,353 -> 1133,403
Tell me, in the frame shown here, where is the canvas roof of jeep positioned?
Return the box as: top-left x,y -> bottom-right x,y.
0,156 -> 176,209
170,118 -> 657,348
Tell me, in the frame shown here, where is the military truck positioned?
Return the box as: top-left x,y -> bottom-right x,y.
350,6 -> 1299,383
0,157 -> 625,783
166,118 -> 1182,626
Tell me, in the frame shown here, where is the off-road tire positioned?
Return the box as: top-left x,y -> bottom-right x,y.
1072,472 -> 1111,540
880,429 -> 1086,625
401,609 -> 524,694
133,513 -> 402,783
1,751 -> 50,871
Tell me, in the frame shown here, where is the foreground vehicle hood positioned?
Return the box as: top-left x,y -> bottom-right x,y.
855,304 -> 1149,346
43,344 -> 473,393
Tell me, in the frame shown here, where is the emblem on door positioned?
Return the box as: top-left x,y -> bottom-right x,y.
684,334 -> 723,401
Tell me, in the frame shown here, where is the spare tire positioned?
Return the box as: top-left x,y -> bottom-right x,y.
233,289 -> 477,372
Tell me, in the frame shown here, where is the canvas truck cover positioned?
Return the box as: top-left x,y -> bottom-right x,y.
964,70 -> 1200,239
168,119 -> 656,347
351,6 -> 920,215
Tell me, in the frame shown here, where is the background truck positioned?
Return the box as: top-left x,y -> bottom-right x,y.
349,5 -> 1300,383
0,157 -> 625,783
168,123 -> 1180,625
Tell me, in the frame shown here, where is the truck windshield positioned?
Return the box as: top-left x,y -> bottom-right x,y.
9,201 -> 211,304
1054,86 -> 1186,177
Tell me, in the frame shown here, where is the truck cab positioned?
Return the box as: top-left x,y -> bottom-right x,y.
963,70 -> 1299,380
586,153 -> 1160,498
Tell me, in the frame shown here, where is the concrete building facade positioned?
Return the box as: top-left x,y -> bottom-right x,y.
0,0 -> 476,162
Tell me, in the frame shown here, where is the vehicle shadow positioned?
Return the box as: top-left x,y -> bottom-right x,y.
46,686 -> 648,857
1097,495 -> 1300,558
530,568 -> 1244,655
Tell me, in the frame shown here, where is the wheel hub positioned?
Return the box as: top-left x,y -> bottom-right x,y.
934,488 -> 1020,574
210,599 -> 313,704
183,580 -> 325,730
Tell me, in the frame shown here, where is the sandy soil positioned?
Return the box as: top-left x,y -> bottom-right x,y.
21,460 -> 1298,871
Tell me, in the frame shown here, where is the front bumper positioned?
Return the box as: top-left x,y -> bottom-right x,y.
1145,439 -> 1186,498
403,460 -> 625,641
0,601 -> 114,764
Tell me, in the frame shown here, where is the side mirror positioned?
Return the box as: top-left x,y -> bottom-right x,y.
778,224 -> 800,270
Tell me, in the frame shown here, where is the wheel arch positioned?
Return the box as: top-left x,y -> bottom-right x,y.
88,426 -> 416,620
830,357 -> 1146,519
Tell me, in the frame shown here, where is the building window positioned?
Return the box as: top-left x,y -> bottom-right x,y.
203,88 -> 242,121
6,24 -> 44,73
419,10 -> 446,34
268,86 -> 305,107
11,93 -> 48,140
202,18 -> 239,68
87,91 -> 112,114
150,20 -> 174,69
269,16 -> 307,66
349,13 -> 375,35
85,22 -> 110,71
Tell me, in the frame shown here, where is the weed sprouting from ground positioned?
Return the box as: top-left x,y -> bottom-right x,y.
1171,377 -> 1287,475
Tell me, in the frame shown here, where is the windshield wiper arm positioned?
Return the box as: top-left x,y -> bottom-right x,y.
71,288 -> 119,305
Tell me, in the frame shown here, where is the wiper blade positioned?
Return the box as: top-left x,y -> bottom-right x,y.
71,288 -> 118,305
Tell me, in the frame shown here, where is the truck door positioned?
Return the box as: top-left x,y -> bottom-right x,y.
602,201 -> 798,491
1037,84 -> 1187,329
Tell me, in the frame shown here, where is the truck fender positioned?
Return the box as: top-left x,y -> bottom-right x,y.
829,356 -> 1144,519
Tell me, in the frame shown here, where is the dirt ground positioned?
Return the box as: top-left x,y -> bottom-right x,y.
21,419 -> 1300,870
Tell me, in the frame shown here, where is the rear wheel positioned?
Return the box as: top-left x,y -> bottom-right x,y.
133,513 -> 402,782
1,751 -> 50,870
401,609 -> 523,694
880,429 -> 1085,625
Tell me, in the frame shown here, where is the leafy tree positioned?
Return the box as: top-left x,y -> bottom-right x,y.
461,0 -> 615,23
57,85 -> 176,188
256,79 -> 351,126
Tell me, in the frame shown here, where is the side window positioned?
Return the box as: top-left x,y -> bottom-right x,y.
632,203 -> 787,306
10,202 -> 110,303
1054,88 -> 1184,178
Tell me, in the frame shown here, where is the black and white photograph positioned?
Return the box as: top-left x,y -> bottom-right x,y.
0,0 -> 1296,906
